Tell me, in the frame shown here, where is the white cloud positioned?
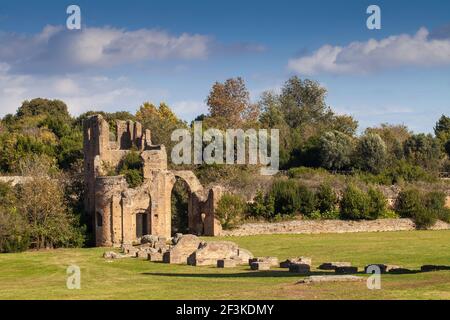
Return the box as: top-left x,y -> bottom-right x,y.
288,28 -> 450,75
0,64 -> 160,116
0,25 -> 211,74
172,100 -> 208,120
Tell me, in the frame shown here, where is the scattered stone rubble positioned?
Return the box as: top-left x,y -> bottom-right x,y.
318,262 -> 352,270
103,234 -> 449,279
280,257 -> 311,268
249,257 -> 279,267
298,275 -> 364,284
364,264 -> 403,273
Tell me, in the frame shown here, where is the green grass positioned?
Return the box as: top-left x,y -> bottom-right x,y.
0,230 -> 450,300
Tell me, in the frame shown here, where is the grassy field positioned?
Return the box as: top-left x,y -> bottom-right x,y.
0,230 -> 449,300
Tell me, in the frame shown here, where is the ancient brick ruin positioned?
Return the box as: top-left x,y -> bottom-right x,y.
83,115 -> 223,247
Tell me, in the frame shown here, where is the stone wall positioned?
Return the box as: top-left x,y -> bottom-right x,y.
219,218 -> 450,237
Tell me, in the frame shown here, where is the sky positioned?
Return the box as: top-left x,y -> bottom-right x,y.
0,0 -> 449,133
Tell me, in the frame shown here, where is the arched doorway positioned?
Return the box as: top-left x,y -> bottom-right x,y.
171,177 -> 190,235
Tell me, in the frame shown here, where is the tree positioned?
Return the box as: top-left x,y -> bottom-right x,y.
13,156 -> 84,249
318,131 -> 354,171
365,124 -> 411,163
135,102 -> 187,159
16,98 -> 71,120
354,133 -> 387,174
279,76 -> 331,128
403,134 -> 442,171
434,115 -> 450,157
206,77 -> 259,127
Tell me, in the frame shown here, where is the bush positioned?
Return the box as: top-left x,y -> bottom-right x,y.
379,209 -> 399,219
297,184 -> 317,217
269,179 -> 316,217
395,189 -> 423,218
395,188 -> 445,229
247,190 -> 275,220
0,209 -> 30,253
424,191 -> 450,223
316,183 -> 338,213
367,187 -> 388,220
119,150 -> 144,188
215,193 -> 246,230
270,179 -> 301,216
340,184 -> 370,220
287,167 -> 329,179
413,206 -> 437,230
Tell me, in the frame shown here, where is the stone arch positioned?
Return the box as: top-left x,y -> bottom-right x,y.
168,171 -> 205,236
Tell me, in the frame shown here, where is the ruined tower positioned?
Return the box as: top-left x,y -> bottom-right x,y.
83,115 -> 222,247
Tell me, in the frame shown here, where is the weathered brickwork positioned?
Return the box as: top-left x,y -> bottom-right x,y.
83,115 -> 223,247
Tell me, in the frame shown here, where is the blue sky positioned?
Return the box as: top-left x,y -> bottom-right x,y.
0,0 -> 449,133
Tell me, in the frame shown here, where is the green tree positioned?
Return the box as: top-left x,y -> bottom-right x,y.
318,131 -> 354,170
355,133 -> 387,174
404,134 -> 442,171
340,184 -> 370,220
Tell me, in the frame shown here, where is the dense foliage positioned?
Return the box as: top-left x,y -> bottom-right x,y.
0,77 -> 449,250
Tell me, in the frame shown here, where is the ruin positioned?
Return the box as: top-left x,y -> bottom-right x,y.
83,115 -> 223,247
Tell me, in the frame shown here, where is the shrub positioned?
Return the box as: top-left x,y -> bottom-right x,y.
215,193 -> 246,230
316,183 -> 338,213
297,184 -> 317,217
395,189 -> 423,218
269,179 -> 316,217
0,209 -> 30,253
424,191 -> 450,223
321,209 -> 340,220
367,187 -> 388,220
270,179 -> 301,216
248,190 -> 275,220
287,167 -> 329,179
340,184 -> 370,220
413,206 -> 437,230
395,189 -> 445,229
379,209 -> 399,219
118,150 -> 144,188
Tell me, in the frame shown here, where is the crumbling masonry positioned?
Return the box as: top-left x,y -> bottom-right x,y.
83,115 -> 223,247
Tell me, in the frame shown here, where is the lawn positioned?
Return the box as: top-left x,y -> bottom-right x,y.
0,230 -> 449,300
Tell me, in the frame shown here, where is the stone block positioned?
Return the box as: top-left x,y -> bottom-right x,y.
289,263 -> 311,274
335,266 -> 358,274
318,262 -> 352,270
187,241 -> 239,266
250,261 -> 271,271
280,257 -> 312,268
136,250 -> 149,259
249,257 -> 279,267
298,275 -> 364,284
217,259 -> 237,268
148,251 -> 163,262
164,234 -> 202,264
364,264 -> 401,273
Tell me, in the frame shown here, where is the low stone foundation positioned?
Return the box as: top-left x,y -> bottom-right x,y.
219,218 -> 450,236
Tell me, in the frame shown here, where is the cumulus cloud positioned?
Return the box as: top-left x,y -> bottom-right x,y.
288,28 -> 450,75
0,25 -> 211,74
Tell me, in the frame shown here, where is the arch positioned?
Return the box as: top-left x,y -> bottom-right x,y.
168,171 -> 205,236
170,170 -> 204,194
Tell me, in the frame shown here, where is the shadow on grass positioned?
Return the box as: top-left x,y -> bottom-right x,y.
142,270 -> 345,278
143,268 -> 422,278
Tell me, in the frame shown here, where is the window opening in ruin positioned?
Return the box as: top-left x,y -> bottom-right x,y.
171,178 -> 190,235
